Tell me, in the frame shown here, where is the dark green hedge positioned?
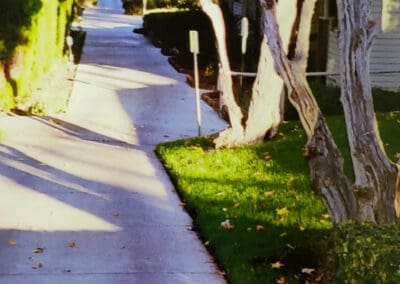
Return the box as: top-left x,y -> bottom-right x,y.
0,0 -> 76,111
143,10 -> 215,57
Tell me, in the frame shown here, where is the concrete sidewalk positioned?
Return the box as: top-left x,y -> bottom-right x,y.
0,3 -> 226,284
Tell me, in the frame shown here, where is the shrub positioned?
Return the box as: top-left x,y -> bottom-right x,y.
333,222 -> 400,283
0,0 -> 76,112
143,10 -> 215,57
121,0 -> 143,15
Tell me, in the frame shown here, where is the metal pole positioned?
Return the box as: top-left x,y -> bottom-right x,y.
142,0 -> 147,15
194,52 -> 201,136
240,17 -> 249,90
190,30 -> 201,136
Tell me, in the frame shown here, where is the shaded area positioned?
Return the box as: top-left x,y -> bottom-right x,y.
155,111 -> 400,283
0,0 -> 42,60
155,133 -> 333,283
0,121 -> 217,280
0,0 -> 43,102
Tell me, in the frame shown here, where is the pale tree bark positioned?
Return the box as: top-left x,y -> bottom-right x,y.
262,0 -> 400,223
336,0 -> 400,223
201,0 -> 300,146
199,0 -> 245,148
244,1 -> 297,143
244,39 -> 284,143
142,0 -> 147,14
261,0 -> 358,222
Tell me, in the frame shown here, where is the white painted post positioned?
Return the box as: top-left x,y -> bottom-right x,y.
142,0 -> 147,15
189,30 -> 201,136
240,17 -> 249,89
66,35 -> 74,71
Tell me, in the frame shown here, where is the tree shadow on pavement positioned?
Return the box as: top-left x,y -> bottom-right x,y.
31,116 -> 144,150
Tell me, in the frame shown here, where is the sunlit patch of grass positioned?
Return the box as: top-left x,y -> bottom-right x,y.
156,122 -> 331,283
156,112 -> 400,283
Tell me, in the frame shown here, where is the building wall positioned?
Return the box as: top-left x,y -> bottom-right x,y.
327,0 -> 400,91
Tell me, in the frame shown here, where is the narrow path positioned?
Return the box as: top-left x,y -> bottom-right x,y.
0,2 -> 226,284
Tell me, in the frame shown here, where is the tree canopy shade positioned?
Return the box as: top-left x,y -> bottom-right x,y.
201,0 -> 400,224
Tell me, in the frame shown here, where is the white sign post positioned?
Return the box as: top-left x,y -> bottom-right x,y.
66,35 -> 74,71
240,17 -> 249,89
189,30 -> 201,136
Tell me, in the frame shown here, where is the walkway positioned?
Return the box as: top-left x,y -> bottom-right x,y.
0,2 -> 226,284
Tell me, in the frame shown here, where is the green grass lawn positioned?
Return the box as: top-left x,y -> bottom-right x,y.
155,111 -> 400,283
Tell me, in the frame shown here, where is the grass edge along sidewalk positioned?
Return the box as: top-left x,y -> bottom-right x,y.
155,112 -> 400,283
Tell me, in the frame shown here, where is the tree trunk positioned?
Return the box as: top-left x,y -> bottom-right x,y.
244,39 -> 283,143
336,0 -> 400,223
261,0 -> 358,222
199,0 -> 245,148
244,1 -> 297,143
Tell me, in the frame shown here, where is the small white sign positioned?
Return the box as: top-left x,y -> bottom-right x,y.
189,30 -> 199,54
241,17 -> 249,54
240,17 -> 249,38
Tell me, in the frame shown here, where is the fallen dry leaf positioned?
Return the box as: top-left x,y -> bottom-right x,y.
8,240 -> 16,246
264,153 -> 272,161
220,219 -> 234,230
322,214 -> 330,219
68,241 -> 76,248
217,270 -> 226,276
286,243 -> 295,250
33,247 -> 44,254
264,191 -> 274,197
276,207 -> 289,217
256,225 -> 265,231
271,261 -> 285,269
32,263 -> 43,269
301,267 -> 316,275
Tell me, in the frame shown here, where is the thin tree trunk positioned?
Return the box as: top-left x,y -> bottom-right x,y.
261,0 -> 358,222
336,0 -> 399,223
199,0 -> 245,148
244,1 -> 297,143
244,39 -> 283,143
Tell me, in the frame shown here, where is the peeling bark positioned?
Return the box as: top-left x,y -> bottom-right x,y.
199,0 -> 245,147
243,38 -> 283,144
261,0 -> 399,224
336,0 -> 399,223
261,0 -> 358,222
201,0 -> 301,147
244,1 -> 297,144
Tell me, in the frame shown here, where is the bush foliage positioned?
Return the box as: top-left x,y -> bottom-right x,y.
0,0 -> 76,112
334,221 -> 400,283
142,10 -> 216,65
